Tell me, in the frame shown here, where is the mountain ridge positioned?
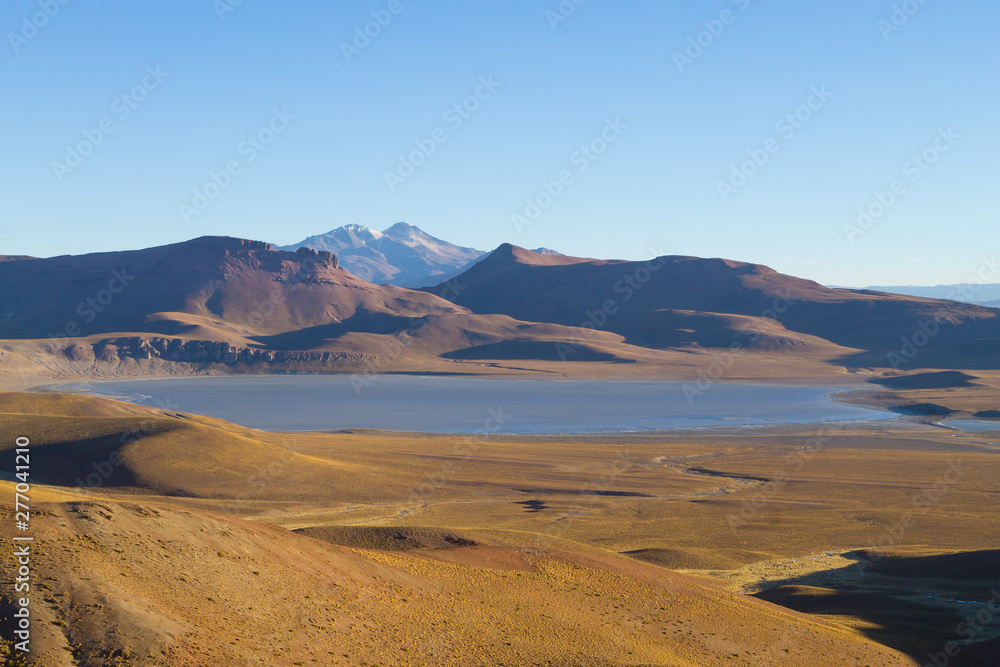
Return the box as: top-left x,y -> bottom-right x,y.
279,222 -> 485,286
2,236 -> 998,383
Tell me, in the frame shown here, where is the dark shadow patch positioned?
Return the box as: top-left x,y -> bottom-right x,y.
442,340 -> 628,362
869,371 -> 978,390
856,549 -> 1000,580
512,488 -> 652,497
887,403 -> 956,416
751,550 -> 1000,663
685,467 -> 771,483
515,499 -> 546,513
251,309 -> 422,351
295,525 -> 479,551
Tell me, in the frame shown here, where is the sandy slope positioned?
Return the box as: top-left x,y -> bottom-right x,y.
0,489 -> 917,666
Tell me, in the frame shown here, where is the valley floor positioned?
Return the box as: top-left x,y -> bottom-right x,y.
1,386 -> 999,666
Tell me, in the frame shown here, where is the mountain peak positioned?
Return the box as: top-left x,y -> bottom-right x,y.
486,244 -> 590,267
383,221 -> 419,235
341,224 -> 383,240
279,223 -> 484,285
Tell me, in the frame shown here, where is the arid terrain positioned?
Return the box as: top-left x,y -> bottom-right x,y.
1,386 -> 998,666
1,237 -> 997,390
2,237 -> 999,665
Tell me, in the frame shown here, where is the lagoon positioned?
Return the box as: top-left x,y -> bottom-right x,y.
60,375 -> 895,434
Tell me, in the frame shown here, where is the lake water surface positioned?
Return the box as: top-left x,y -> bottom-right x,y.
940,419 -> 1000,432
62,375 -> 894,434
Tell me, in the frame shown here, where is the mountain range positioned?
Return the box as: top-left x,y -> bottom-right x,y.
278,222 -> 485,287
853,283 -> 1000,308
279,222 -> 562,288
1,235 -> 998,384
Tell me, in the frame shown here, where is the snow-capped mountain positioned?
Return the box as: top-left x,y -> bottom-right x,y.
279,222 -> 486,286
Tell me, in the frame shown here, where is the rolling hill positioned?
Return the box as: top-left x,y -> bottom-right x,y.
0,392 -> 939,665
427,244 -> 1000,368
1,236 -> 998,384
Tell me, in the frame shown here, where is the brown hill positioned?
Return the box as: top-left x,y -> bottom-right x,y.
3,236 -> 996,380
0,236 -> 465,340
428,244 -> 1000,367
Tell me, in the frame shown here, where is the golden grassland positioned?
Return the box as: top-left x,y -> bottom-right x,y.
1,385 -> 999,665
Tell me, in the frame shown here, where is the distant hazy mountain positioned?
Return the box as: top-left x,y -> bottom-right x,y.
841,283 -> 1000,306
279,222 -> 485,286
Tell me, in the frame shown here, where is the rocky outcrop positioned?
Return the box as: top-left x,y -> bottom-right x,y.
88,337 -> 366,366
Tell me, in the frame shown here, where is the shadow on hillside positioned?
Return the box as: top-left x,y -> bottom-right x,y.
836,345 -> 1000,371
1,433 -> 139,490
250,310 -> 420,350
751,550 -> 1000,665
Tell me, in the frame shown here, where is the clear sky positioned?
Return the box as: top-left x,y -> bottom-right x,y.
1,0 -> 997,286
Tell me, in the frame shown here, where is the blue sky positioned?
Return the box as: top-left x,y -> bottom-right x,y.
1,0 -> 997,286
